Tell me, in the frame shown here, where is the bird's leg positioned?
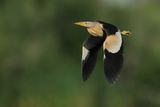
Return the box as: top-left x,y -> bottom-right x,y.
121,30 -> 132,36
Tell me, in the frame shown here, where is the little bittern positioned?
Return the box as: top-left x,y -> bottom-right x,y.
74,20 -> 131,84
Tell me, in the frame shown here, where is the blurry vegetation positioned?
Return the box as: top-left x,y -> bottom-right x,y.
0,0 -> 160,107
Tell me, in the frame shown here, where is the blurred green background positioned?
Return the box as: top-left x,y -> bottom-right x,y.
0,0 -> 160,107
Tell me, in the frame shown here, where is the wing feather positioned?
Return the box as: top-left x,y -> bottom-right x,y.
103,32 -> 123,83
82,36 -> 105,81
103,46 -> 123,83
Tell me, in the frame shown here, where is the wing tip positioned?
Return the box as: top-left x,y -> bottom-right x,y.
82,68 -> 91,82
82,73 -> 89,82
82,77 -> 88,82
104,70 -> 121,84
106,76 -> 119,84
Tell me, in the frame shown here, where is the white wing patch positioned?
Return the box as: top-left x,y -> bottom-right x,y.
82,47 -> 89,60
104,54 -> 106,59
103,31 -> 122,53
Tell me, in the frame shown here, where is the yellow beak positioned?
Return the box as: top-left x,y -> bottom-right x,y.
74,21 -> 88,27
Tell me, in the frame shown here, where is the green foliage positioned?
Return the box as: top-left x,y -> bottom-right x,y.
0,0 -> 160,107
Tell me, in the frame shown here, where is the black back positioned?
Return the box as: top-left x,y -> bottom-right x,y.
98,21 -> 118,35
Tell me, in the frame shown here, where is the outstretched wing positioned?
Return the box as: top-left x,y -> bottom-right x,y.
103,32 -> 123,83
82,36 -> 105,81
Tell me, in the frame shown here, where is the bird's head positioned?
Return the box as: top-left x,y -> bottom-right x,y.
74,21 -> 100,28
121,30 -> 132,36
74,21 -> 104,36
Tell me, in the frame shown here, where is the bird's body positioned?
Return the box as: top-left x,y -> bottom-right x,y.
74,21 -> 131,84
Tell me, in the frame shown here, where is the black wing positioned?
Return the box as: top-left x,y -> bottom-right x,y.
103,45 -> 123,84
82,36 -> 105,81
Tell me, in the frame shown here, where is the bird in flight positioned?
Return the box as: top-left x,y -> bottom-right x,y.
74,20 -> 131,84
